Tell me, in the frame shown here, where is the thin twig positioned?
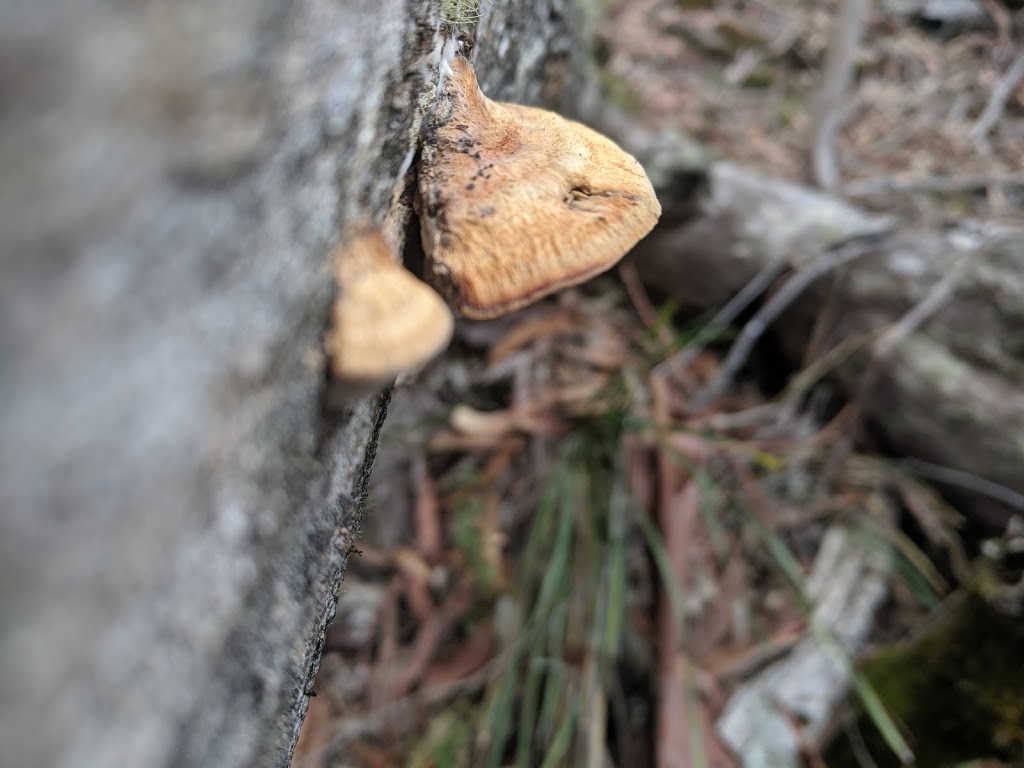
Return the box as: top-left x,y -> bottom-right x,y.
619,260 -> 672,346
844,171 -> 1024,197
817,250 -> 975,495
784,327 -> 885,405
689,234 -> 887,412
654,257 -> 790,379
871,254 -> 974,363
900,458 -> 1024,512
979,0 -> 1012,50
969,51 -> 1024,146
808,0 -> 871,190
412,453 -> 443,560
844,718 -> 881,768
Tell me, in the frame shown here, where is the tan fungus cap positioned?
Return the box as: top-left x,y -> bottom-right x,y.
418,56 -> 662,320
327,228 -> 454,385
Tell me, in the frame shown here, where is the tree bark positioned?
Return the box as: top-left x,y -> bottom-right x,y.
0,1 -> 586,766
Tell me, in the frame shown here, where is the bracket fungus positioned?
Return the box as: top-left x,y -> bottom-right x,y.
327,227 -> 454,386
418,55 -> 662,320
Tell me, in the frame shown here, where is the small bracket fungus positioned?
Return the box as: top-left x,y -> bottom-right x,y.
418,55 -> 662,319
327,227 -> 454,386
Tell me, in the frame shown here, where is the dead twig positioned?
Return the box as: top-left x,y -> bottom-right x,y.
389,573 -> 476,699
655,257 -> 790,380
844,171 -> 1024,197
784,327 -> 885,407
294,654 -> 503,767
689,234 -> 886,412
817,250 -> 975,495
412,454 -> 444,560
651,375 -> 698,768
649,375 -> 736,767
969,51 -> 1024,147
808,0 -> 871,190
620,260 -> 670,343
872,254 -> 973,361
843,717 -> 881,768
901,458 -> 1024,512
979,0 -> 1013,50
706,624 -> 805,682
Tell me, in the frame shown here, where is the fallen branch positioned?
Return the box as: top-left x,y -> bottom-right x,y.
816,249 -> 975,495
969,51 -> 1024,146
689,234 -> 886,412
843,171 -> 1024,197
808,0 -> 871,190
627,156 -> 1024,528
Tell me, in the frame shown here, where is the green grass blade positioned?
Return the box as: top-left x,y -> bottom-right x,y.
513,656 -> 545,768
538,709 -> 578,768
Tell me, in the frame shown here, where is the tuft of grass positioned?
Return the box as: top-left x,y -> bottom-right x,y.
470,425 -> 637,766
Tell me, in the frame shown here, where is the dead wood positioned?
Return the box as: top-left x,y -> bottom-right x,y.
629,158 -> 1024,529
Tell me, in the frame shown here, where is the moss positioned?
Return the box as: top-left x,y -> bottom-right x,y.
826,592 -> 1024,767
739,67 -> 775,89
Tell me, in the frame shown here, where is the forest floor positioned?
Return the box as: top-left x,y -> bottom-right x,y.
294,2 -> 1024,766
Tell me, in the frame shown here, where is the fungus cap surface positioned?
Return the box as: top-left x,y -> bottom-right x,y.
328,229 -> 454,384
419,56 -> 662,319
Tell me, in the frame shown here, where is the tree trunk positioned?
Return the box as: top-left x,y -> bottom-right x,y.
0,1 -> 586,766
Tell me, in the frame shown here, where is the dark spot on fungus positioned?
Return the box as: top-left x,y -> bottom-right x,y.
480,206 -> 495,217
424,198 -> 444,218
466,183 -> 475,190
470,161 -> 495,181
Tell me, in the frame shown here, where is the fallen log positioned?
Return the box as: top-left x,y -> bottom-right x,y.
629,158 -> 1024,529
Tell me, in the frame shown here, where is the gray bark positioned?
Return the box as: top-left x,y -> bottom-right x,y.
0,1 -> 584,766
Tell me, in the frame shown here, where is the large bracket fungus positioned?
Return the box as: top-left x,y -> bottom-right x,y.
418,54 -> 662,320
